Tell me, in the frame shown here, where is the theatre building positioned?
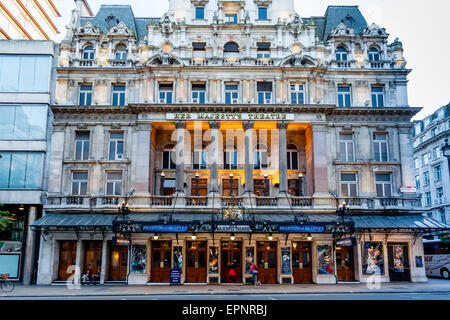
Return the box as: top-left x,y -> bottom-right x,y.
33,1 -> 448,285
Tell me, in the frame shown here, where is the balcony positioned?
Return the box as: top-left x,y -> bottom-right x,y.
185,196 -> 208,206
150,196 -> 173,206
221,197 -> 243,207
290,197 -> 313,207
75,59 -> 97,67
107,59 -> 133,67
255,197 -> 278,207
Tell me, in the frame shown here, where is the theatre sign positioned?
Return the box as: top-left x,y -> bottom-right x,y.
166,113 -> 295,121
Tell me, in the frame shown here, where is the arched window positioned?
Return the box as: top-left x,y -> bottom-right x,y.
254,144 -> 268,169
192,145 -> 208,169
336,47 -> 348,61
83,45 -> 95,60
368,47 -> 380,61
287,144 -> 299,170
115,44 -> 127,60
162,144 -> 176,169
224,42 -> 239,53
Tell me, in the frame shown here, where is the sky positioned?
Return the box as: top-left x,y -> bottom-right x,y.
55,0 -> 450,120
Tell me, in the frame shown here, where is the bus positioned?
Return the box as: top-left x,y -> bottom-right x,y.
423,239 -> 450,279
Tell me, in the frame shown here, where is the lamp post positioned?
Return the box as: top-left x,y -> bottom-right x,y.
442,138 -> 450,180
337,201 -> 350,222
264,174 -> 269,196
298,173 -> 303,196
117,200 -> 130,220
229,173 -> 234,197
194,172 -> 199,196
160,171 -> 165,196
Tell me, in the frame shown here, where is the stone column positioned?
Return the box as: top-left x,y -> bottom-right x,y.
22,206 -> 37,285
175,121 -> 186,194
100,239 -> 107,284
74,239 -> 82,285
209,121 -> 220,194
135,123 -> 151,194
244,121 -> 255,194
397,124 -> 415,197
277,122 -> 288,194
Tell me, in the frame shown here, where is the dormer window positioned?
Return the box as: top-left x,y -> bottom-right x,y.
368,47 -> 380,61
336,47 -> 348,61
82,45 -> 95,60
195,7 -> 205,20
258,7 -> 268,20
115,44 -> 127,60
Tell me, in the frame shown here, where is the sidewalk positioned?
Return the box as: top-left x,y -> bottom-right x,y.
2,279 -> 450,298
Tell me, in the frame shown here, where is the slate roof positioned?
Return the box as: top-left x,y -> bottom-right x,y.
322,5 -> 368,41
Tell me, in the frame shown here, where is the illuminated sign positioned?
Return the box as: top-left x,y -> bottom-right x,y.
142,225 -> 188,232
278,225 -> 326,233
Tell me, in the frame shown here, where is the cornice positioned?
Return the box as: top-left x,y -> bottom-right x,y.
413,129 -> 450,152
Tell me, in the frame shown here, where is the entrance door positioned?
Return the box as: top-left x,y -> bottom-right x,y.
221,241 -> 242,283
257,241 -> 277,284
83,241 -> 102,276
387,243 -> 410,281
108,243 -> 128,281
336,246 -> 355,281
292,242 -> 312,283
58,241 -> 77,280
186,241 -> 207,283
151,241 -> 171,282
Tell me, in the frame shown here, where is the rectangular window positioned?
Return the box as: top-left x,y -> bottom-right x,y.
162,149 -> 176,169
0,152 -> 44,189
339,133 -> 354,162
193,42 -> 206,51
434,166 -> 442,180
421,153 -> 428,166
436,187 -> 444,200
79,84 -> 92,106
287,149 -> 299,170
0,55 -> 51,93
440,210 -> 446,223
341,173 -> 358,197
223,150 -> 237,169
222,178 -> 239,196
425,191 -> 431,206
423,171 -> 430,185
257,82 -> 272,104
109,132 -> 124,160
415,175 -> 420,188
257,43 -> 270,58
254,149 -> 268,169
432,146 -> 441,159
225,14 -> 237,24
375,173 -> 392,197
414,157 -> 419,169
74,132 -> 90,160
191,83 -> 206,104
290,84 -> 304,104
225,84 -> 239,104
192,150 -> 207,169
258,7 -> 268,20
105,171 -> 122,195
72,171 -> 88,195
159,83 -> 173,104
371,86 -> 384,107
0,105 -> 47,140
195,7 -> 205,20
373,133 -> 389,162
337,86 -> 351,107
112,84 -> 125,106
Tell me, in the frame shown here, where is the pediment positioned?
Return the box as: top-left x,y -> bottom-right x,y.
363,23 -> 389,37
329,22 -> 355,37
108,21 -> 132,36
79,21 -> 100,35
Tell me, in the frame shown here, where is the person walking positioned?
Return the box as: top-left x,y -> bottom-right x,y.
249,262 -> 260,285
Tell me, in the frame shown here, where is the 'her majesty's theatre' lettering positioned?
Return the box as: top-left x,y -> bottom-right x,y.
167,113 -> 294,121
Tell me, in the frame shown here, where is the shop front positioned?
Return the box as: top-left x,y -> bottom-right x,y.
31,212 -> 449,285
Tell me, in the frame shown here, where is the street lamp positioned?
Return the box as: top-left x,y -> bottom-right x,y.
267,233 -> 273,241
117,200 -> 130,219
191,233 -> 197,240
298,173 -> 303,196
160,171 -> 165,196
230,233 -> 236,241
306,233 -> 312,241
194,172 -> 200,196
442,138 -> 450,179
337,201 -> 350,221
264,174 -> 269,196
229,173 -> 234,197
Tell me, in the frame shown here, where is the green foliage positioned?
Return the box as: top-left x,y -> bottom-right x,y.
0,203 -> 13,231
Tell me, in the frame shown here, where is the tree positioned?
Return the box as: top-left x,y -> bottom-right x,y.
0,203 -> 13,231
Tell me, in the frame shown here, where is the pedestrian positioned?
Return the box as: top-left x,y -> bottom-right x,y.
249,262 -> 260,285
229,263 -> 237,283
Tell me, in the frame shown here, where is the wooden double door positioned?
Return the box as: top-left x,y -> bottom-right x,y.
336,246 -> 355,281
256,241 -> 277,284
292,242 -> 312,283
84,241 -> 102,276
58,241 -> 77,280
151,241 -> 171,282
221,241 -> 242,283
186,241 -> 207,283
108,243 -> 128,281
